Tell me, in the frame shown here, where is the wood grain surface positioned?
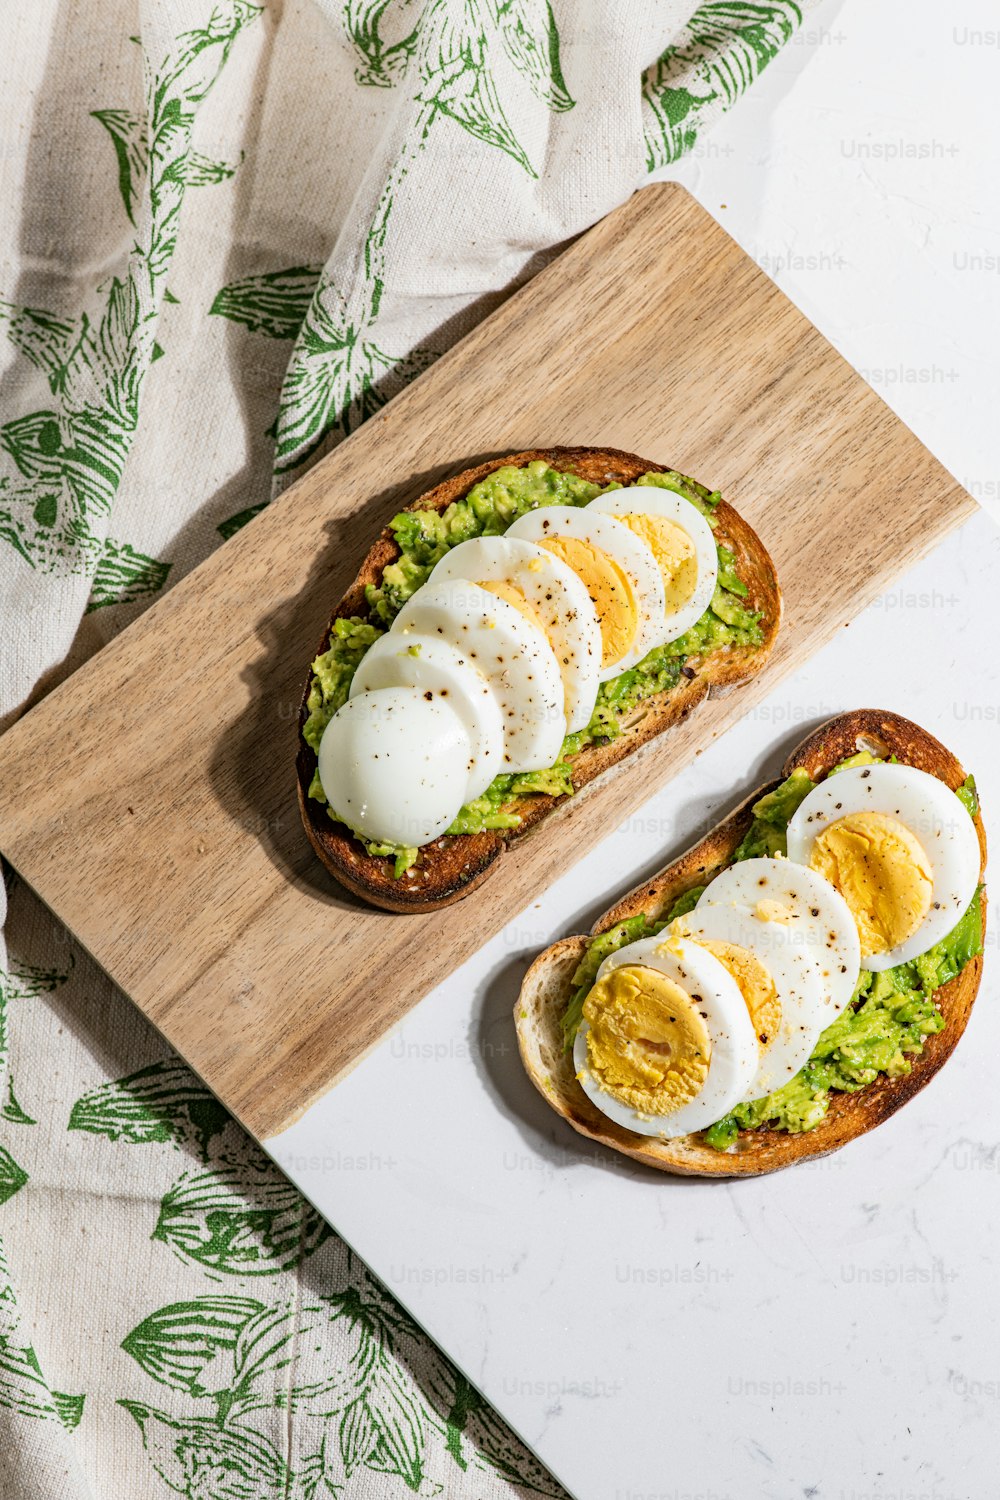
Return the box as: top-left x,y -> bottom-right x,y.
0,183 -> 975,1141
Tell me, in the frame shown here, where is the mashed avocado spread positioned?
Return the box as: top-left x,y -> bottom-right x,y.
560,758 -> 983,1147
303,461 -> 764,874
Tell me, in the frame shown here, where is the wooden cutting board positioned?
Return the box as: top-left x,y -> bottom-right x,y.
0,183 -> 975,1142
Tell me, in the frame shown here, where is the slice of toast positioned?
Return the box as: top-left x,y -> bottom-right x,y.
515,710 -> 987,1176
297,446 -> 781,912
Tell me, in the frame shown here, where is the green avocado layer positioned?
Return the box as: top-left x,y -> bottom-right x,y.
302,461 -> 766,874
560,761 -> 983,1146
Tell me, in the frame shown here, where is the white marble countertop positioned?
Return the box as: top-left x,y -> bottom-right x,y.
271,5 -> 1000,1496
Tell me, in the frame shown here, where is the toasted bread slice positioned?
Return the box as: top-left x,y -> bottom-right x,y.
297,447 -> 781,912
515,710 -> 987,1176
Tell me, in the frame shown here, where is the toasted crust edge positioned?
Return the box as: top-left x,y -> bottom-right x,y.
297,446 -> 781,912
514,709 -> 987,1177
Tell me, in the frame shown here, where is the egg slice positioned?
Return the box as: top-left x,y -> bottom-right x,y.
573,934 -> 758,1138
588,487 -> 718,645
427,536 -> 601,734
786,762 -> 980,970
390,578 -> 565,774
506,507 -> 665,681
695,857 -> 861,1021
674,905 -> 828,1101
349,632 -> 504,801
317,687 -> 470,847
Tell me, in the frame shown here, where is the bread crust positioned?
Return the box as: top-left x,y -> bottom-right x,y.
514,709 -> 987,1176
297,447 -> 780,911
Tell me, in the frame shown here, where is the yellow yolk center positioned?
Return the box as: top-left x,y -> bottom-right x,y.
581,965 -> 711,1115
754,899 -> 793,924
697,938 -> 781,1052
810,810 -> 933,958
479,578 -> 548,635
618,514 -> 697,613
538,536 -> 637,669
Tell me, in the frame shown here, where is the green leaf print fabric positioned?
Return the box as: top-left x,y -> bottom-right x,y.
0,2 -> 816,1495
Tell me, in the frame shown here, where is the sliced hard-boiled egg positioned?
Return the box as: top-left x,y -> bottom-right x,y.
389,578 -> 565,774
348,631 -> 504,802
317,687 -> 470,847
573,934 -> 758,1138
695,857 -> 861,1021
588,487 -> 718,645
506,506 -> 665,681
427,536 -> 601,734
673,904 -> 828,1101
785,763 -> 980,971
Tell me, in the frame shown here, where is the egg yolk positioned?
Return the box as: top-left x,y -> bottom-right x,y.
538,536 -> 637,669
582,965 -> 711,1115
755,899 -> 793,925
618,514 -> 698,613
697,938 -> 781,1052
479,578 -> 549,637
810,810 -> 933,958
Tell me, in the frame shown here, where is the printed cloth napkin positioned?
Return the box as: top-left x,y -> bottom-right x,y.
0,3 -> 818,1495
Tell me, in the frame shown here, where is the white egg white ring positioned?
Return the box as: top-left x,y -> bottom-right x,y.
349,631 -> 504,802
696,856 -> 861,1021
785,763 -> 981,971
390,578 -> 565,774
572,934 -> 758,1139
677,905 -> 828,1103
317,686 -> 471,848
588,486 -> 719,646
506,506 -> 665,681
428,536 -> 602,735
